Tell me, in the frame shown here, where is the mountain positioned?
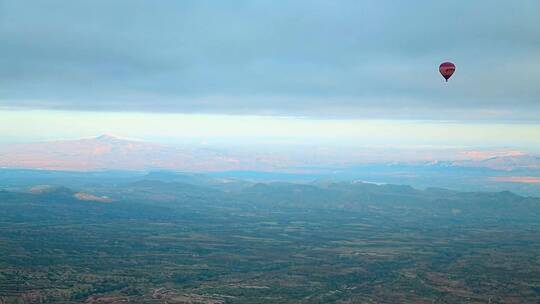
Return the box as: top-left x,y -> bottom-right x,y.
451,154 -> 540,171
0,135 -> 246,171
1,136 -> 539,196
2,135 -> 540,173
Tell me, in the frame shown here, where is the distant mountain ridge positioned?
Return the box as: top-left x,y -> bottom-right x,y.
2,135 -> 540,172
0,135 -> 247,171
452,154 -> 540,171
0,135 -> 539,195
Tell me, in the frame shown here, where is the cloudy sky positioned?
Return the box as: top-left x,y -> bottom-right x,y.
1,1 -> 539,148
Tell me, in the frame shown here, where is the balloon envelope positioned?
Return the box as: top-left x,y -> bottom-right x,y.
439,62 -> 456,82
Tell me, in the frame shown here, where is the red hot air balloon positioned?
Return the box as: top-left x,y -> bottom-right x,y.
439,62 -> 456,82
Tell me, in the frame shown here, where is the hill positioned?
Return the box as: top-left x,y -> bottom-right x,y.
1,177 -> 539,303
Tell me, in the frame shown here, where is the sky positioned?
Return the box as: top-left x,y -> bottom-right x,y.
1,1 -> 539,150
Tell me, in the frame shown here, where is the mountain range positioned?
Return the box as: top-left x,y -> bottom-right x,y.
0,135 -> 539,196
1,134 -> 539,172
0,135 -> 246,171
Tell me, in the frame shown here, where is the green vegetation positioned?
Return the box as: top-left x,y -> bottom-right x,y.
0,176 -> 539,303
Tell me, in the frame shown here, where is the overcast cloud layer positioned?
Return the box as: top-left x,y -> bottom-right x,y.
1,1 -> 539,120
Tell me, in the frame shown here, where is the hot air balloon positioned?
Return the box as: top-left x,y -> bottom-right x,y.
439,62 -> 456,82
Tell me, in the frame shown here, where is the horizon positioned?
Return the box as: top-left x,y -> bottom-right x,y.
2,131 -> 539,197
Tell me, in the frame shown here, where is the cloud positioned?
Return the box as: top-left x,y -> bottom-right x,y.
1,0 -> 539,120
